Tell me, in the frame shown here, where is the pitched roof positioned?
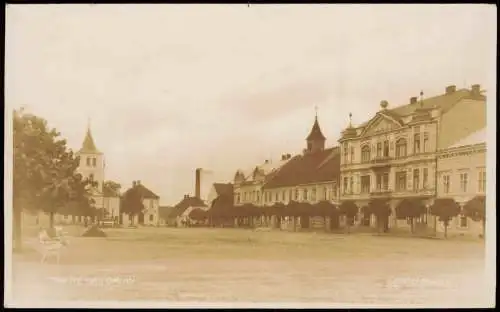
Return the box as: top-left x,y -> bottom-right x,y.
263,147 -> 340,189
170,196 -> 207,217
306,117 -> 326,141
213,183 -> 233,196
79,127 -> 102,154
387,88 -> 484,118
353,88 -> 485,129
123,183 -> 160,199
447,127 -> 486,149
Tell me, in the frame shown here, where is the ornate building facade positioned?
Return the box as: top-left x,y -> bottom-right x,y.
338,84 -> 486,229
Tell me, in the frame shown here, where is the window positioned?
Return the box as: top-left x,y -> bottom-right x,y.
289,189 -> 293,201
423,133 -> 429,153
376,142 -> 382,157
349,177 -> 354,194
460,173 -> 468,193
303,189 -> 308,201
414,133 -> 420,154
396,138 -> 407,158
343,143 -> 348,163
383,173 -> 389,190
383,140 -> 389,157
236,193 -> 241,204
86,157 -> 91,166
295,189 -> 299,201
376,174 -> 382,190
443,175 -> 450,194
361,145 -> 371,163
282,191 -> 286,201
312,188 -> 317,201
350,147 -> 355,163
275,192 -> 279,202
332,185 -> 337,199
413,169 -> 420,191
92,157 -> 97,167
423,168 -> 428,189
150,200 -> 154,209
257,192 -> 260,203
478,170 -> 486,192
324,187 -> 328,200
343,177 -> 349,194
361,176 -> 370,194
396,171 -> 407,191
149,214 -> 154,222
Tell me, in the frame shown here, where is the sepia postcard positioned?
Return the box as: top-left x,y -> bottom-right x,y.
4,3 -> 497,308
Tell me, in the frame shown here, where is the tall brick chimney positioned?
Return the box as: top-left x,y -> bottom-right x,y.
195,168 -> 201,199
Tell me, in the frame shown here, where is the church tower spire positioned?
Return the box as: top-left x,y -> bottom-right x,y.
76,119 -> 104,193
79,118 -> 100,154
305,107 -> 326,154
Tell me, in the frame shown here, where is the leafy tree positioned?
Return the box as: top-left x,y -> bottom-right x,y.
395,198 -> 426,234
315,201 -> 338,231
430,198 -> 461,238
339,200 -> 358,234
120,185 -> 145,226
103,180 -> 121,196
13,109 -> 93,250
463,195 -> 486,238
367,199 -> 392,233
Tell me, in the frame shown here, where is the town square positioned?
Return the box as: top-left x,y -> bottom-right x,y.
5,4 -> 495,308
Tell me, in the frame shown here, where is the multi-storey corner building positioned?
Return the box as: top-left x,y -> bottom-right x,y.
338,84 -> 486,227
436,127 -> 486,235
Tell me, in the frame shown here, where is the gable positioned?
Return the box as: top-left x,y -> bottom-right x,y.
361,114 -> 402,137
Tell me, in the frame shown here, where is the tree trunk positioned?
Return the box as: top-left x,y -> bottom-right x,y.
346,216 -> 351,234
410,217 -> 414,234
444,221 -> 448,238
49,212 -> 55,228
13,208 -> 23,251
433,216 -> 437,236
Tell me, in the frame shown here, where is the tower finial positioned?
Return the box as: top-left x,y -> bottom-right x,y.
87,117 -> 91,132
315,105 -> 318,118
349,112 -> 352,127
420,90 -> 424,107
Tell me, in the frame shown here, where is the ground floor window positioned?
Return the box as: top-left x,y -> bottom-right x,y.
149,214 -> 154,222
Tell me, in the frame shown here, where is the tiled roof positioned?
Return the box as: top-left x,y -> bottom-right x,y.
388,88 -> 484,118
123,183 -> 160,199
262,147 -> 340,189
79,127 -> 102,154
170,196 -> 207,217
352,88 -> 485,130
447,127 -> 486,149
213,183 -> 233,196
306,117 -> 326,141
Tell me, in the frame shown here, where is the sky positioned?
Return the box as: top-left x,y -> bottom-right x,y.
5,4 -> 496,206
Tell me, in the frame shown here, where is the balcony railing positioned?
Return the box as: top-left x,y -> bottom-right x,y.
371,156 -> 392,164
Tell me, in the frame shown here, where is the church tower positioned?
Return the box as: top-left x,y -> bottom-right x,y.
305,109 -> 326,154
76,121 -> 104,193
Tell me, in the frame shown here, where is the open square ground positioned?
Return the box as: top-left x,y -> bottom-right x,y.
9,226 -> 491,307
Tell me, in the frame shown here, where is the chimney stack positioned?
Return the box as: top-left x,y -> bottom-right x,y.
471,84 -> 481,95
137,180 -> 141,185
195,168 -> 201,199
132,181 -> 137,187
445,85 -> 456,94
410,97 -> 418,104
